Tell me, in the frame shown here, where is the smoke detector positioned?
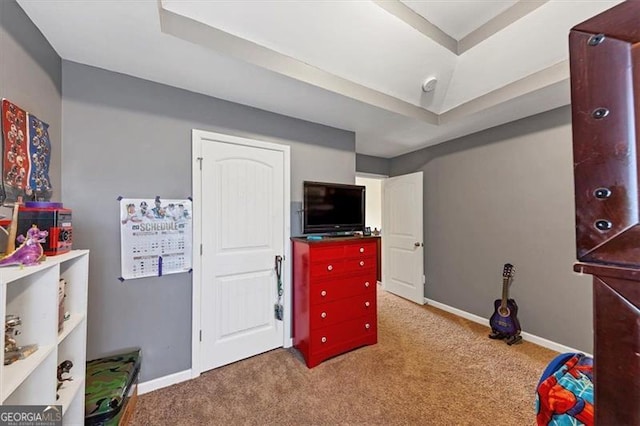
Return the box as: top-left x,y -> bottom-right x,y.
422,77 -> 437,92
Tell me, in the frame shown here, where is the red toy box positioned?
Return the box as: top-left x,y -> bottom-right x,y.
17,201 -> 72,255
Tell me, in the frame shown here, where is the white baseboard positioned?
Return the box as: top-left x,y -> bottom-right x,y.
519,331 -> 592,357
424,297 -> 592,357
138,369 -> 193,395
425,298 -> 491,326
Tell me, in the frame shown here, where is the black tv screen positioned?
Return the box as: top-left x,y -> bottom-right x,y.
303,181 -> 365,235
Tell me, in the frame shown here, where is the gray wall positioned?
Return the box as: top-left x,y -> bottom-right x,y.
356,154 -> 390,176
391,106 -> 593,353
0,0 -> 61,203
61,61 -> 355,381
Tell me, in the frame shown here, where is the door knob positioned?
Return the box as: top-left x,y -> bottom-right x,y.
414,242 -> 423,247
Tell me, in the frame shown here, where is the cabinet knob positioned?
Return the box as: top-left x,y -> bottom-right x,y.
594,188 -> 612,199
359,261 -> 365,267
321,290 -> 327,297
592,107 -> 609,119
365,323 -> 370,330
359,247 -> 364,253
321,337 -> 327,343
595,220 -> 613,231
588,33 -> 605,46
321,312 -> 327,318
364,281 -> 370,288
327,265 -> 333,271
365,301 -> 370,308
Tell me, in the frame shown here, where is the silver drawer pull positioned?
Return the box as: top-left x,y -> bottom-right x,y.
327,265 -> 333,271
359,247 -> 364,253
365,323 -> 370,330
364,281 -> 370,288
321,337 -> 327,343
359,261 -> 364,267
365,301 -> 370,308
321,312 -> 327,318
321,290 -> 327,297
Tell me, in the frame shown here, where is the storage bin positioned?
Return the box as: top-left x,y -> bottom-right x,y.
85,349 -> 141,426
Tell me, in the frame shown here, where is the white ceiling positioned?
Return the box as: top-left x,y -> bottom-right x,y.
17,0 -> 622,158
403,0 -> 519,40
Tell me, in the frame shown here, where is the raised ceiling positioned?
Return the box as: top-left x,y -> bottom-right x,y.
17,0 -> 622,158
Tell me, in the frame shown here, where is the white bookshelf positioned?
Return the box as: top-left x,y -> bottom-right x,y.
0,250 -> 88,425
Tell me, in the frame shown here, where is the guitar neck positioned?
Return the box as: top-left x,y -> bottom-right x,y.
500,276 -> 510,309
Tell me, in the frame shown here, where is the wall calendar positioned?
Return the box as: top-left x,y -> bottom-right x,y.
119,196 -> 192,280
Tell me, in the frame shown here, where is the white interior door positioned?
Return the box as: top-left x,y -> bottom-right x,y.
383,172 -> 424,304
192,130 -> 290,373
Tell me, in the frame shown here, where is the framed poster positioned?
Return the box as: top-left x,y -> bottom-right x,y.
1,99 -> 53,202
119,196 -> 192,280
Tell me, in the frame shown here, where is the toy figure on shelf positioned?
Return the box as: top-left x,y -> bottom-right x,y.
58,278 -> 66,333
56,360 -> 73,400
0,225 -> 47,267
5,315 -> 21,356
4,314 -> 38,365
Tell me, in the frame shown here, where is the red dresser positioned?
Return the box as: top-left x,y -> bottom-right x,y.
292,236 -> 379,368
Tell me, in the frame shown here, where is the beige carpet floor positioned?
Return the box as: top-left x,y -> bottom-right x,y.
131,290 -> 558,425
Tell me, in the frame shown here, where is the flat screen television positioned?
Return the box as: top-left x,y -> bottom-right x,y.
303,181 -> 365,235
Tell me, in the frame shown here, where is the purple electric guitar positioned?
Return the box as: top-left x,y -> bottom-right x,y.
489,263 -> 522,345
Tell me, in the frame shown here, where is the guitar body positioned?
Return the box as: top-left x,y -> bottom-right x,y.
490,298 -> 521,337
489,263 -> 523,345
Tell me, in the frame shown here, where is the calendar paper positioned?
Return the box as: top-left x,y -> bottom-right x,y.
119,197 -> 192,280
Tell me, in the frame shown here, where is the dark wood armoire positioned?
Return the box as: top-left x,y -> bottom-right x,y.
569,1 -> 640,424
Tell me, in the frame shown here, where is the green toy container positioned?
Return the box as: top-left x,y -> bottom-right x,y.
85,349 -> 141,425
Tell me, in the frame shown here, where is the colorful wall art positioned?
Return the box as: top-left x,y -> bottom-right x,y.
1,99 -> 53,203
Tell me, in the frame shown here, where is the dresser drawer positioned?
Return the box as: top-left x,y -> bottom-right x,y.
344,241 -> 377,258
344,256 -> 375,272
309,245 -> 344,262
310,315 -> 377,353
310,274 -> 376,305
310,259 -> 345,277
310,293 -> 376,330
